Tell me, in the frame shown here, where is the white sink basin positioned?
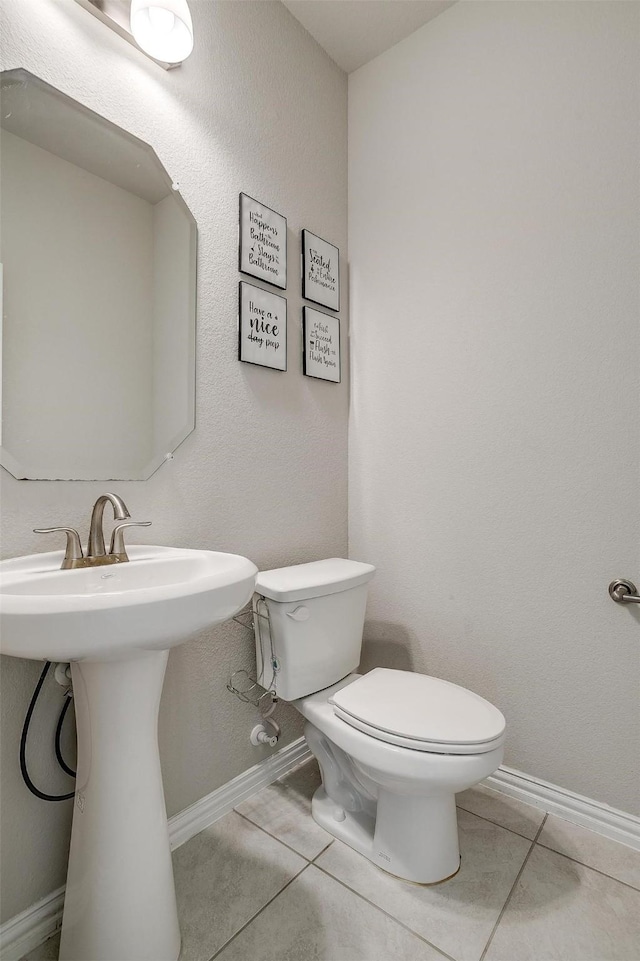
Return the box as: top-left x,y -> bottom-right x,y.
0,545 -> 258,661
0,544 -> 257,961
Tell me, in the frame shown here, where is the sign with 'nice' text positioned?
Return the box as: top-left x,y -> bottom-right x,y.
239,282 -> 287,371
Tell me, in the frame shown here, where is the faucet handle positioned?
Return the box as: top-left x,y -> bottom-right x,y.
109,521 -> 152,558
33,527 -> 84,570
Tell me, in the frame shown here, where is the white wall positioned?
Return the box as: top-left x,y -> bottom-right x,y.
1,129 -> 154,478
349,0 -> 640,814
0,0 -> 347,922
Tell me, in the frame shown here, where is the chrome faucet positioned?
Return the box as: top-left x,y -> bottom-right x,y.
34,493 -> 151,569
87,493 -> 130,559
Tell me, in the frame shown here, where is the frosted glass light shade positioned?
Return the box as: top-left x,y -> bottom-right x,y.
130,0 -> 193,63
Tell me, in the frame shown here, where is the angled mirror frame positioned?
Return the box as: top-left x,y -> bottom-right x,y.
0,69 -> 197,480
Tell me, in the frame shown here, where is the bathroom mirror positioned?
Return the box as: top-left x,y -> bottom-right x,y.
0,69 -> 196,480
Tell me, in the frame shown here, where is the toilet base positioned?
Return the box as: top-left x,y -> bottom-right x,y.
311,785 -> 461,884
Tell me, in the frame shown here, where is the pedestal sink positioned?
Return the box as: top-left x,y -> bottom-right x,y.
0,545 -> 258,961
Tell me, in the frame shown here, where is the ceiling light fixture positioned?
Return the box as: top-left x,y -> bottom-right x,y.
73,0 -> 194,69
130,0 -> 194,64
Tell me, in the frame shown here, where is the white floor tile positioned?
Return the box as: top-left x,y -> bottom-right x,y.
315,808 -> 531,961
215,864 -> 447,961
235,758 -> 331,860
173,810 -> 305,961
485,844 -> 640,961
457,783 -> 545,840
537,815 -> 640,890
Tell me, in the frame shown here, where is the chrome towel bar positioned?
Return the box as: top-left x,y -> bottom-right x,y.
608,579 -> 640,604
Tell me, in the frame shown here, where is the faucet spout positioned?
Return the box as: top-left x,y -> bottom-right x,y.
87,493 -> 130,558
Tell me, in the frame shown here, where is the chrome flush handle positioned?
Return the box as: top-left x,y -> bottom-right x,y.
286,606 -> 310,622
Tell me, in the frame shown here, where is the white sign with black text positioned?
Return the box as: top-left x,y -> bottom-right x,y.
302,229 -> 339,312
303,307 -> 340,383
239,193 -> 287,290
239,282 -> 287,371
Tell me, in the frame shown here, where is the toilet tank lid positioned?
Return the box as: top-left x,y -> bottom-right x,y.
255,558 -> 375,602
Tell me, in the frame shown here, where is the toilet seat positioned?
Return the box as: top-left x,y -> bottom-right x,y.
329,668 -> 506,756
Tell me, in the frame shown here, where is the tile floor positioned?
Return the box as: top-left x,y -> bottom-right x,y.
22,760 -> 640,961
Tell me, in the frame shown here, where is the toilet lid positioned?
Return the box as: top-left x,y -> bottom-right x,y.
330,668 -> 506,753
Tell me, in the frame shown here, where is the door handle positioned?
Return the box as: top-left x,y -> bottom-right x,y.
608,579 -> 640,604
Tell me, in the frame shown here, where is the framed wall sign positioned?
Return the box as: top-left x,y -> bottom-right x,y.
303,306 -> 340,383
302,229 -> 339,311
239,193 -> 287,289
239,282 -> 287,371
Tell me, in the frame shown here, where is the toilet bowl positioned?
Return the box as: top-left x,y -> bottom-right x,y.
254,559 -> 506,884
295,672 -> 504,883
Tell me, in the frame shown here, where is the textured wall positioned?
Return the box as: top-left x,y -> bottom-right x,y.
349,1 -> 640,814
0,0 -> 347,922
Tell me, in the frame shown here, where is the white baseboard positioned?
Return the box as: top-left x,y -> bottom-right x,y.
486,765 -> 640,851
3,746 -> 638,960
169,736 -> 311,850
0,886 -> 65,961
0,737 -> 311,961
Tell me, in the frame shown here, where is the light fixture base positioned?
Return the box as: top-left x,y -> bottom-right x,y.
73,0 -> 179,69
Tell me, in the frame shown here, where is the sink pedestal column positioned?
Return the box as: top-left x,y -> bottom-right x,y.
60,649 -> 180,961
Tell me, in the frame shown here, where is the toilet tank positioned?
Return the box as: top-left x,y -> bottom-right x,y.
254,558 -> 375,701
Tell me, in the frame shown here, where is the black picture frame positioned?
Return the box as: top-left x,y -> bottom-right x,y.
239,281 -> 287,371
239,193 -> 287,290
302,306 -> 341,383
302,229 -> 340,312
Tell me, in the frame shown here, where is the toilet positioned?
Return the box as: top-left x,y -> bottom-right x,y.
253,558 -> 506,884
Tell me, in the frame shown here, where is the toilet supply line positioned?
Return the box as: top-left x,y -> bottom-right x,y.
228,596 -> 281,747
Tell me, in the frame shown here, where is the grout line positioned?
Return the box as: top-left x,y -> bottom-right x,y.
456,802 -> 545,843
311,838 -> 334,862
312,861 -> 457,961
531,814 -> 549,845
534,840 -> 640,893
207,863 -> 310,961
478,814 -> 548,961
233,808 -> 318,863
